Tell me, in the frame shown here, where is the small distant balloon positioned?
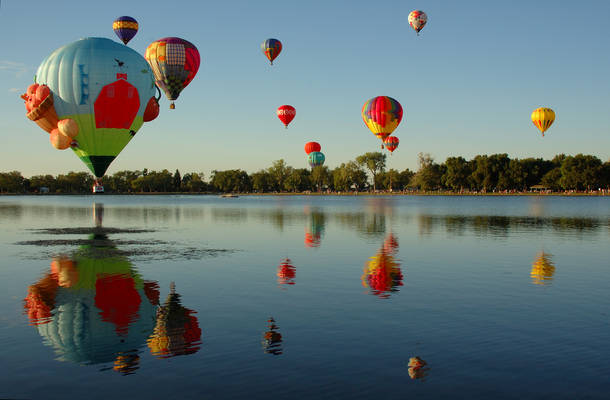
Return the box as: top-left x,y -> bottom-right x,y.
113,16 -> 139,45
531,107 -> 555,137
384,136 -> 399,153
277,105 -> 295,128
261,39 -> 282,65
304,141 -> 321,155
408,10 -> 427,35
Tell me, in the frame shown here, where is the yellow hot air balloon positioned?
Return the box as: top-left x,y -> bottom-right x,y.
531,107 -> 555,137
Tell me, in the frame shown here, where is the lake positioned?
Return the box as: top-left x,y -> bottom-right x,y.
0,195 -> 608,399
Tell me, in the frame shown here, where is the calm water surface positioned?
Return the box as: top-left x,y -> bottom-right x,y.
0,195 -> 609,399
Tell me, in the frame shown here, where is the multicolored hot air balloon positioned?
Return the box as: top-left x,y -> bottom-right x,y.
307,151 -> 325,168
531,107 -> 555,137
145,37 -> 200,109
384,136 -> 399,153
304,141 -> 321,155
408,10 -> 428,35
362,96 -> 403,147
277,105 -> 295,128
261,38 -> 282,65
113,16 -> 138,45
26,38 -> 157,182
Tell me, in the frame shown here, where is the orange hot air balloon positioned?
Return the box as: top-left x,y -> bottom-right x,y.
277,105 -> 295,128
304,141 -> 321,155
384,136 -> 399,153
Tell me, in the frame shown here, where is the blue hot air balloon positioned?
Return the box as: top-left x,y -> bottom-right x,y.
307,151 -> 325,168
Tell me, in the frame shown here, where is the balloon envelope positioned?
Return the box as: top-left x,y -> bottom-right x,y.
384,136 -> 399,153
277,105 -> 295,127
261,39 -> 282,65
113,16 -> 138,45
304,141 -> 321,155
362,96 -> 403,141
35,38 -> 156,178
145,37 -> 200,108
408,10 -> 428,34
531,107 -> 555,136
307,151 -> 325,168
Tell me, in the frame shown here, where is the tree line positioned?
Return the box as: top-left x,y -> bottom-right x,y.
1,152 -> 609,194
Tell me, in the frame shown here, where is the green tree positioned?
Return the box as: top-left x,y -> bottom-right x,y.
182,172 -> 206,192
413,153 -> 444,190
559,154 -> 602,190
356,152 -> 386,191
310,166 -> 332,191
284,168 -> 311,192
173,169 -> 182,192
211,169 -> 252,193
442,156 -> 471,191
29,174 -> 57,193
0,171 -> 25,193
332,161 -> 367,191
251,170 -> 273,192
267,159 -> 291,191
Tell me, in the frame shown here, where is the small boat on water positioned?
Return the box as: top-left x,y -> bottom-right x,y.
221,194 -> 239,198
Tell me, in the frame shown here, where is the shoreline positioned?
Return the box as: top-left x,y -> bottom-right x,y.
1,191 -> 608,197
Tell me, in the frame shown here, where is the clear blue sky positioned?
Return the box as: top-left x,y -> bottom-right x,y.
1,0 -> 609,178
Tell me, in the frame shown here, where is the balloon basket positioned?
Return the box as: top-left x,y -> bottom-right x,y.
26,95 -> 59,133
170,102 -> 175,110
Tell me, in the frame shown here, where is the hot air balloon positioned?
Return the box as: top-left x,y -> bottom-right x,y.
362,96 -> 403,148
277,105 -> 295,128
261,38 -> 282,65
113,16 -> 139,45
145,37 -> 200,109
304,141 -> 321,155
26,38 -> 157,187
531,107 -> 555,137
408,10 -> 428,35
307,151 -> 325,168
384,136 -> 399,153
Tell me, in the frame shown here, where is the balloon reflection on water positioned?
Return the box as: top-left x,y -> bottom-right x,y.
277,258 -> 296,286
531,252 -> 556,285
23,247 -> 159,372
304,208 -> 326,248
408,356 -> 429,380
147,282 -> 202,358
23,206 -> 202,373
262,317 -> 283,356
362,233 -> 403,298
